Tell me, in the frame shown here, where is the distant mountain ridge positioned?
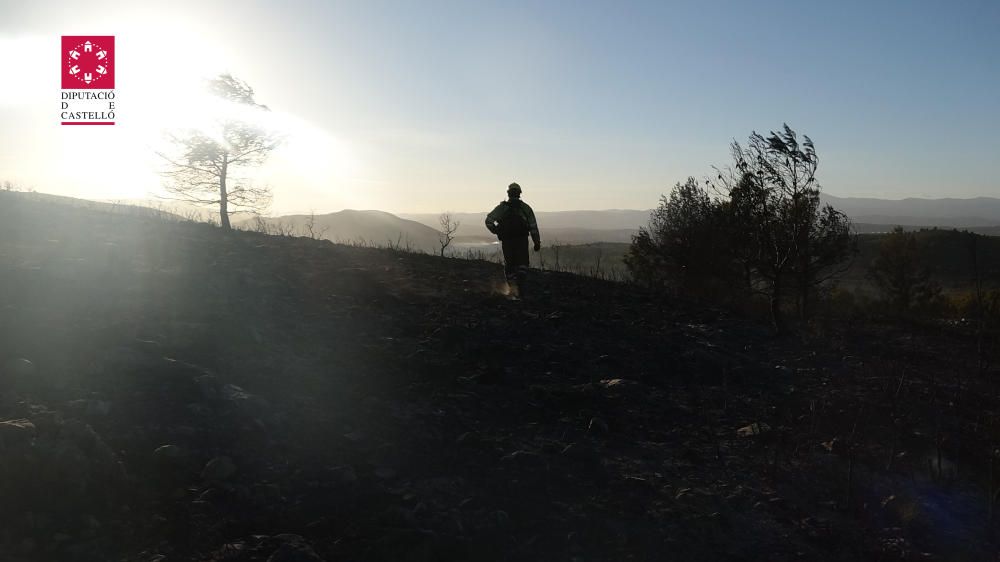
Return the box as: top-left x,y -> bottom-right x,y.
400,210 -> 651,244
400,209 -> 652,232
220,195 -> 1000,247
821,195 -> 1000,226
237,209 -> 442,252
403,196 -> 1000,241
16,192 -> 998,247
93,192 -> 1000,234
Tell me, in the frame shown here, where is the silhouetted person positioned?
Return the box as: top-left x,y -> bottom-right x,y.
485,182 -> 540,298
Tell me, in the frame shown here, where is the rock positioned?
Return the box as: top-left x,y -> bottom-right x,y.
5,357 -> 36,379
267,535 -> 325,562
102,345 -> 161,374
220,383 -> 251,402
492,510 -> 510,528
328,465 -> 358,485
0,412 -> 123,542
186,402 -> 212,417
842,355 -> 864,369
736,422 -> 771,437
29,409 -> 62,436
306,517 -> 330,531
199,487 -> 224,502
202,456 -> 237,482
588,417 -> 609,433
55,420 -> 105,459
821,438 -> 845,454
561,442 -> 599,462
194,374 -> 221,401
60,419 -> 99,453
501,450 -> 547,471
220,383 -> 271,420
3,358 -> 39,394
190,499 -> 213,513
68,399 -> 112,417
253,483 -> 282,504
681,343 -> 756,383
19,537 -> 36,554
0,418 -> 37,447
343,430 -> 366,443
599,378 -> 645,392
410,502 -> 429,522
153,444 -> 185,462
684,347 -> 731,372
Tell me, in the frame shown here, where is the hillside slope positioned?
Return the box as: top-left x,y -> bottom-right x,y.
1,191 -> 999,561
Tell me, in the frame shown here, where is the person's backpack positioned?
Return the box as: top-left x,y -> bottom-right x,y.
497,201 -> 530,238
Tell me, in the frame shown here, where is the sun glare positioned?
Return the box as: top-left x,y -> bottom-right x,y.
0,36 -> 50,106
125,28 -> 362,212
0,26 -> 360,209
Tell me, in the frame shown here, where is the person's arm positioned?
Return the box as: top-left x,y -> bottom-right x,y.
485,202 -> 505,235
524,203 -> 541,249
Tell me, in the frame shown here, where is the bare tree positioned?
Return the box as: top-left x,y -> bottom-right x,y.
249,214 -> 270,234
304,210 -> 329,240
156,74 -> 280,229
438,212 -> 461,257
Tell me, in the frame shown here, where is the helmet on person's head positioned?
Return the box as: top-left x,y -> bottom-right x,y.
507,182 -> 522,197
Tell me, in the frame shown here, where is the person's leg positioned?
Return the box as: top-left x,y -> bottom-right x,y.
513,237 -> 530,296
500,239 -> 519,295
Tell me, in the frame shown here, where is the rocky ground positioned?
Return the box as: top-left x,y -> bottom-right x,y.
2,192 -> 1000,561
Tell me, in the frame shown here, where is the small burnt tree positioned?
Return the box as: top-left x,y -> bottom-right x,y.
438,212 -> 461,257
156,74 -> 279,229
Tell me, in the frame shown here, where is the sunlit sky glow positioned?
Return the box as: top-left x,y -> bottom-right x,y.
1,0 -> 997,214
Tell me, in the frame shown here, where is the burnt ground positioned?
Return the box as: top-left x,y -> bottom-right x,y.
1,191 -> 1000,561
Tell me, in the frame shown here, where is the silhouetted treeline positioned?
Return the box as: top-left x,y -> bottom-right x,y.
839,228 -> 1000,322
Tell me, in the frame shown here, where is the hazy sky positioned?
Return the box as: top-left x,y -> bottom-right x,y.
1,0 -> 997,214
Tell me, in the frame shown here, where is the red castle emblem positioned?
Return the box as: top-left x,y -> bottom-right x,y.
62,36 -> 114,89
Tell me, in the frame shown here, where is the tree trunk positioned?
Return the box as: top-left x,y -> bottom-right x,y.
771,275 -> 786,335
971,234 -> 985,375
799,277 -> 810,322
219,153 -> 231,230
796,209 -> 811,322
